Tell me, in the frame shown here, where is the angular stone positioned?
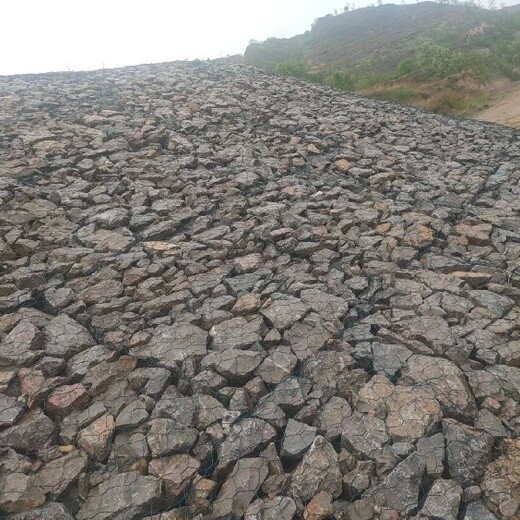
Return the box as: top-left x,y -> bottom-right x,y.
486,365 -> 520,401
116,400 -> 149,429
109,431 -> 150,471
260,296 -> 310,331
37,451 -> 88,497
218,418 -> 276,469
416,433 -> 445,478
0,472 -> 46,514
420,479 -> 462,520
284,321 -> 330,360
67,344 -> 112,382
209,316 -> 262,350
402,224 -> 434,249
370,342 -> 412,378
0,408 -> 55,451
0,320 -> 44,367
245,496 -> 297,520
315,396 -> 352,441
259,376 -> 310,413
0,394 -> 24,427
131,322 -> 208,368
385,386 -> 442,441
212,458 -> 269,519
77,414 -> 115,461
201,349 -> 264,381
464,502 -> 499,520
400,316 -> 455,354
341,413 -> 390,459
148,454 -> 200,500
300,288 -> 349,320
46,383 -> 89,418
76,472 -> 162,520
255,346 -> 297,385
482,438 -> 520,518
301,352 -> 360,400
366,453 -> 425,515
147,418 -> 198,457
467,290 -> 514,318
304,491 -> 333,520
401,355 -> 477,421
44,315 -> 95,359
443,419 -> 494,486
7,502 -> 74,519
288,436 -> 342,502
281,419 -> 317,459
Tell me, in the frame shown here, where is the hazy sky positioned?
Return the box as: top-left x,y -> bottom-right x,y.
1,0 -> 519,75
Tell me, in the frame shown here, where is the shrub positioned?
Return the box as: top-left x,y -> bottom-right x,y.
328,69 -> 355,90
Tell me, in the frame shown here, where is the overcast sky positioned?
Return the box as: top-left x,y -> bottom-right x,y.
1,0 -> 519,75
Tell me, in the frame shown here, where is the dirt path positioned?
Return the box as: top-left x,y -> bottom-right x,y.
477,83 -> 520,128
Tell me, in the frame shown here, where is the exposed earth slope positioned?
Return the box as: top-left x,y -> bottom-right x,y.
478,82 -> 520,127
0,63 -> 519,519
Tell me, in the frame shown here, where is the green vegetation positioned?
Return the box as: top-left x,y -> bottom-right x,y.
248,2 -> 520,117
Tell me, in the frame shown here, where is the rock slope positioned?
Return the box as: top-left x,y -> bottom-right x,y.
0,62 -> 519,519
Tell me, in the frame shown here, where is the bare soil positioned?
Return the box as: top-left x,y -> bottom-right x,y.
477,81 -> 520,128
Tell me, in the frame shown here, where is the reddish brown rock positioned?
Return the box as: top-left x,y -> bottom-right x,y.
46,383 -> 89,418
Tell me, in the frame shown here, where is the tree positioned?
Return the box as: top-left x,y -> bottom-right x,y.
377,0 -> 383,6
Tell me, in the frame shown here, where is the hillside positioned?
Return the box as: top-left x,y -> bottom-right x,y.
0,62 -> 519,519
244,1 -> 520,120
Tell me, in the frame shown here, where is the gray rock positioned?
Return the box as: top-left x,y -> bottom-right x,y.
385,386 -> 442,441
365,453 -> 425,515
300,288 -> 349,320
147,418 -> 198,457
244,496 -> 297,520
420,479 -> 463,520
76,472 -> 162,520
486,365 -> 520,401
401,354 -> 477,421
416,433 -> 445,478
255,345 -> 297,385
6,502 -> 74,519
370,342 -> 412,378
44,314 -> 95,359
0,408 -> 55,451
467,290 -> 514,318
315,396 -> 352,441
281,419 -> 317,458
212,458 -> 269,519
0,320 -> 44,367
0,472 -> 46,515
131,322 -> 208,368
288,435 -> 342,502
284,321 -> 330,360
115,400 -> 149,429
148,454 -> 200,500
443,419 -> 494,486
260,296 -> 310,330
201,349 -> 264,381
259,376 -> 311,413
474,408 -> 509,438
36,451 -> 88,498
341,413 -> 390,459
218,418 -> 277,469
109,431 -> 150,471
464,502 -> 499,520
209,316 -> 263,350
0,394 -> 24,427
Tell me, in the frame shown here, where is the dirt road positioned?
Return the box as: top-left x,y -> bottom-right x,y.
477,83 -> 520,128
